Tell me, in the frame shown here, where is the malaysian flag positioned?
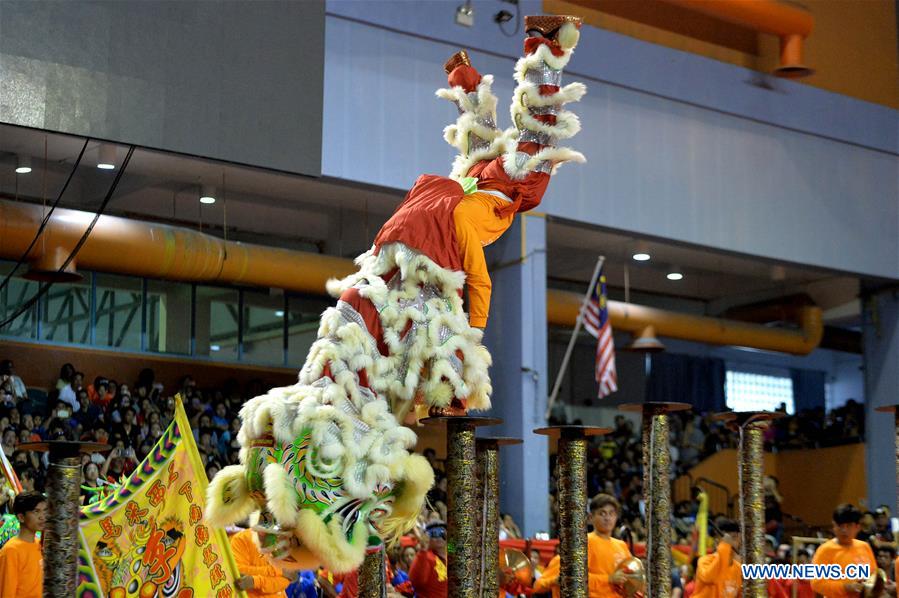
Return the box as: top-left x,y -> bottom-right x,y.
583,267 -> 618,398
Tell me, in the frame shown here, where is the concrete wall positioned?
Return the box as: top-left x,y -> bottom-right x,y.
678,444 -> 866,526
0,0 -> 324,175
322,2 -> 899,280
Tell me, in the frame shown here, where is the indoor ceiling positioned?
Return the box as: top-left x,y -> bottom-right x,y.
546,219 -> 862,324
0,123 -> 865,326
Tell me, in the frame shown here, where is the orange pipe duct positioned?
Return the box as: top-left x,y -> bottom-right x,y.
0,199 -> 823,355
657,0 -> 814,78
0,200 -> 355,295
547,288 -> 822,355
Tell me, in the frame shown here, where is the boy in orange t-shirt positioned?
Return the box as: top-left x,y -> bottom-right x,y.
811,503 -> 877,598
533,493 -> 632,598
692,518 -> 742,598
0,491 -> 46,598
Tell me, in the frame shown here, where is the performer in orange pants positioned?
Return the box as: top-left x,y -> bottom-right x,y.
207,14 -> 589,575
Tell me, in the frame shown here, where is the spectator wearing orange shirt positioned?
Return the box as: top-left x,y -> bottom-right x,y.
692,517 -> 742,598
230,528 -> 291,598
811,504 -> 878,598
0,491 -> 47,598
88,377 -> 112,408
533,493 -> 633,598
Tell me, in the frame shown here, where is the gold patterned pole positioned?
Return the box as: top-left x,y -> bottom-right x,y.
716,411 -> 782,598
426,415 -> 500,598
359,546 -> 387,598
19,440 -> 110,598
741,420 -> 766,598
622,402 -> 690,598
44,456 -> 81,596
476,437 -> 522,597
535,426 -> 610,598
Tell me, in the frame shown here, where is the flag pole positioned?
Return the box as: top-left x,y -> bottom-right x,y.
546,255 -> 606,420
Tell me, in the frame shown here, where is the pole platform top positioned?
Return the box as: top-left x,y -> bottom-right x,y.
712,410 -> 785,427
619,401 -> 691,414
421,415 -> 502,428
19,440 -> 112,460
476,436 -> 523,448
534,425 -> 611,438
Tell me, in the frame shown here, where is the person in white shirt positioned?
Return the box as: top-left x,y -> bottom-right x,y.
57,371 -> 83,413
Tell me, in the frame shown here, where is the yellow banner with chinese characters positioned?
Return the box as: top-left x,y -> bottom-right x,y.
77,397 -> 246,598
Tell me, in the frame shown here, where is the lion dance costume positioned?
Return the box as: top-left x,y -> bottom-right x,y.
206,15 -> 587,573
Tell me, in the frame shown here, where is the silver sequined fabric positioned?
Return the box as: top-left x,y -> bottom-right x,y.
519,129 -> 557,147
525,63 -> 563,87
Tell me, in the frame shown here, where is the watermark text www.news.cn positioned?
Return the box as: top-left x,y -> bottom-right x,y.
741,564 -> 870,580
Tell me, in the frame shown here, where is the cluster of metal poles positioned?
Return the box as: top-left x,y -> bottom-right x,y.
364,404 -> 782,598
28,407 -> 795,598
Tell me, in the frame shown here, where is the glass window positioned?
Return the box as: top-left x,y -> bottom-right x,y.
0,261 -> 39,340
242,290 -> 285,365
94,274 -> 142,350
41,275 -> 91,344
195,286 -> 239,361
725,370 -> 794,414
287,295 -> 329,368
146,280 -> 192,355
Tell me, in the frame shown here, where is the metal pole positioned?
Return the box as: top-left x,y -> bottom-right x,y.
558,434 -> 589,598
43,454 -> 83,597
474,437 -> 520,598
446,419 -> 480,598
358,546 -> 387,598
642,410 -> 672,598
714,410 -> 781,598
16,440 -> 108,598
622,402 -> 689,598
739,419 -> 768,598
477,440 -> 501,597
535,426 -> 608,597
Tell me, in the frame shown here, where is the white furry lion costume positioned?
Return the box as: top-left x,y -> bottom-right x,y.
206,16 -> 585,573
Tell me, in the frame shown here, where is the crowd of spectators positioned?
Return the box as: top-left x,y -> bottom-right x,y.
0,359 -> 258,500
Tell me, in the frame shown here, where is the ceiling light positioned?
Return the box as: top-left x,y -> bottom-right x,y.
455,1 -> 473,26
97,144 -> 116,170
199,185 -> 216,204
632,253 -> 650,262
275,310 -> 285,317
667,269 -> 684,281
15,155 -> 31,174
210,344 -> 221,352
624,325 -> 666,353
